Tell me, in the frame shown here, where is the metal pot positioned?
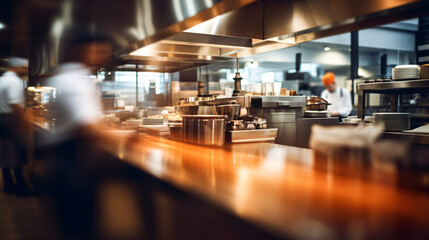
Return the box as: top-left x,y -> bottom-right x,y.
306,96 -> 331,111
245,121 -> 256,130
175,105 -> 198,115
228,120 -> 245,131
198,105 -> 217,115
216,104 -> 241,120
253,117 -> 268,129
182,115 -> 227,146
168,122 -> 183,141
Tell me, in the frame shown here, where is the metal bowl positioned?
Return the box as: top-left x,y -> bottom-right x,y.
216,104 -> 241,120
306,96 -> 331,111
175,105 -> 198,115
253,117 -> 268,129
228,120 -> 245,131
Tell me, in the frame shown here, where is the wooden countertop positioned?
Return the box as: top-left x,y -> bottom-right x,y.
104,133 -> 429,240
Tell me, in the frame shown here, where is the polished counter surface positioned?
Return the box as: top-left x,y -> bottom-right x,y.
105,133 -> 429,240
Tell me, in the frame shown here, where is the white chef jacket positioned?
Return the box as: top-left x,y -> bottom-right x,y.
0,71 -> 24,113
45,63 -> 102,142
321,87 -> 352,117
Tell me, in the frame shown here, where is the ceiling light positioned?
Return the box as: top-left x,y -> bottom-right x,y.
323,46 -> 330,51
246,60 -> 259,68
0,22 -> 6,30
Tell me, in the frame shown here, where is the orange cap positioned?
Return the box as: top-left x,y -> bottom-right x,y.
322,72 -> 335,86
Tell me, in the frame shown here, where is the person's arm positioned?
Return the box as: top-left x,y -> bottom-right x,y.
321,90 -> 340,116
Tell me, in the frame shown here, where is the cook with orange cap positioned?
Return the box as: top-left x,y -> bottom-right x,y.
320,72 -> 352,118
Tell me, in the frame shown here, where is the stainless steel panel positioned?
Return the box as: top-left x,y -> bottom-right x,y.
265,0 -> 428,43
228,128 -> 278,143
256,96 -> 307,108
9,0 -> 429,76
163,32 -> 253,49
184,1 -> 263,39
270,122 -> 296,146
296,117 -> 339,148
22,0 -> 258,75
265,112 -> 296,123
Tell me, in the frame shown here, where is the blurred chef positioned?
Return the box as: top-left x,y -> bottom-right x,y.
321,72 -> 352,118
0,57 -> 32,195
42,34 -> 117,238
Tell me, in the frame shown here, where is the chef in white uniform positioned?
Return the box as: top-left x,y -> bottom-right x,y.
42,37 -> 113,238
320,72 -> 352,118
0,57 -> 32,195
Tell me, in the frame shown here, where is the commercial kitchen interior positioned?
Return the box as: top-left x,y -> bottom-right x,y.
0,0 -> 429,239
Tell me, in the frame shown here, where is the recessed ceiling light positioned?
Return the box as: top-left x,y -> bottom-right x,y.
323,46 -> 330,51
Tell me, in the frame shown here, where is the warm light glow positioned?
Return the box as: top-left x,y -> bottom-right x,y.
130,46 -> 152,56
267,36 -> 296,45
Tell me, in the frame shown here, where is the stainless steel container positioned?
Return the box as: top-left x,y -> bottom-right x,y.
228,120 -> 245,131
175,105 -> 198,115
197,105 -> 217,115
168,122 -> 183,141
182,115 -> 227,146
216,104 -> 241,120
253,117 -> 268,129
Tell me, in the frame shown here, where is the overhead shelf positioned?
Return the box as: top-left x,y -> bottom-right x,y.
357,79 -> 429,118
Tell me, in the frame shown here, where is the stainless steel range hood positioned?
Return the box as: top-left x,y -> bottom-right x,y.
122,0 -> 429,73
8,0 -> 429,76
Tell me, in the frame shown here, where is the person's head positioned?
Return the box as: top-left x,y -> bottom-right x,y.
8,57 -> 28,76
322,72 -> 336,93
59,30 -> 112,69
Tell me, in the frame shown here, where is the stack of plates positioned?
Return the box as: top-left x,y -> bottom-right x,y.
143,117 -> 164,125
420,64 -> 429,79
373,112 -> 410,132
125,119 -> 142,129
392,65 -> 420,80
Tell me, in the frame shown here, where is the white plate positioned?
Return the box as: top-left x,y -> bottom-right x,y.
394,65 -> 420,69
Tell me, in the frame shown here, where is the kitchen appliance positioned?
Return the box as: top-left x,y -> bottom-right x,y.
182,115 -> 227,146
248,96 -> 306,146
198,95 -> 306,146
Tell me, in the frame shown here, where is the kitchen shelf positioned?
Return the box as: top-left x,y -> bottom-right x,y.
357,79 -> 429,118
382,132 -> 429,145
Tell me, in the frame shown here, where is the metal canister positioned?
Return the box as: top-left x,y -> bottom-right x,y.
182,115 -> 227,146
